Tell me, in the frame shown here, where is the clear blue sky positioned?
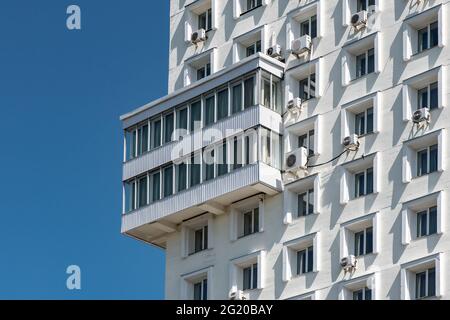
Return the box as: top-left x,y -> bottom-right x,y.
0,0 -> 169,299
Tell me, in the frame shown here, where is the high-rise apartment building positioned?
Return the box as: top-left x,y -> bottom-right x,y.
120,0 -> 450,300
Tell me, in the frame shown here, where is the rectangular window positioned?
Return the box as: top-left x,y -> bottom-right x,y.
190,101 -> 202,132
298,130 -> 315,156
357,0 -> 375,12
193,279 -> 208,301
204,95 -> 215,127
233,137 -> 243,170
204,148 -> 215,181
197,63 -> 211,81
246,40 -> 261,57
124,180 -> 137,212
299,74 -> 316,101
137,124 -> 149,156
355,167 -> 374,198
151,172 -> 161,202
217,143 -> 228,177
198,8 -> 212,31
354,227 -> 373,256
177,107 -> 188,138
151,118 -> 162,149
243,208 -> 259,237
163,166 -> 173,198
164,113 -> 174,143
418,21 -> 439,53
246,0 -> 262,12
300,15 -> 317,39
243,263 -> 258,290
177,162 -> 187,192
417,206 -> 438,238
356,49 -> 375,79
353,287 -> 372,300
298,189 -> 314,217
138,176 -> 148,208
297,246 -> 314,275
244,77 -> 255,109
418,82 -> 439,110
190,154 -> 201,187
417,144 -> 438,177
232,83 -> 242,114
416,268 -> 436,299
217,88 -> 229,121
355,107 -> 374,136
194,225 -> 208,253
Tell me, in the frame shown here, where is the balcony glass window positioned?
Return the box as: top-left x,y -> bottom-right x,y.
298,189 -> 314,217
204,148 -> 215,181
300,15 -> 317,39
124,180 -> 136,213
356,48 -> 375,78
298,130 -> 315,156
193,279 -> 208,301
418,22 -> 438,53
418,82 -> 438,110
297,246 -> 314,275
417,206 -> 438,238
232,137 -> 243,170
355,107 -> 374,136
246,40 -> 261,57
151,118 -> 162,149
138,176 -> 148,208
193,225 -> 208,253
217,88 -> 229,121
163,166 -> 173,198
217,143 -> 228,177
190,101 -> 202,132
197,63 -> 211,81
246,0 -> 262,12
243,208 -> 259,237
177,107 -> 188,139
164,113 -> 174,143
232,83 -> 243,114
151,172 -> 161,202
355,167 -> 374,198
190,154 -> 201,187
204,94 -> 215,127
299,74 -> 316,101
244,77 -> 255,109
198,8 -> 212,31
137,123 -> 149,156
354,227 -> 373,256
416,268 -> 436,299
243,263 -> 258,291
357,0 -> 375,12
417,144 -> 438,177
353,287 -> 372,300
177,163 -> 187,192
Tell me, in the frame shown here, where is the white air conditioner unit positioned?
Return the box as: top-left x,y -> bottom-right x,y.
368,5 -> 376,15
267,44 -> 282,58
340,255 -> 357,270
229,290 -> 247,300
191,29 -> 207,44
412,107 -> 431,124
287,97 -> 302,113
284,147 -> 308,172
291,35 -> 312,56
343,134 -> 360,150
351,10 -> 368,27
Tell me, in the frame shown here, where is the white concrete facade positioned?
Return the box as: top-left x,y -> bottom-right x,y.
121,0 -> 450,300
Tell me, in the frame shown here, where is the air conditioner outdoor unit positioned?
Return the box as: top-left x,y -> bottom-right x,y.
284,147 -> 308,172
229,290 -> 247,301
351,10 -> 368,27
287,97 -> 302,112
368,5 -> 377,15
412,107 -> 431,124
340,255 -> 357,270
267,44 -> 282,58
343,134 -> 360,150
291,35 -> 312,56
191,28 -> 207,44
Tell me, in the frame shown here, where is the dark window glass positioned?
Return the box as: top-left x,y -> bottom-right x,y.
417,210 -> 428,237
430,144 -> 438,173
138,176 -> 147,208
190,154 -> 201,187
367,49 -> 375,74
232,83 -> 242,114
366,167 -> 374,194
205,149 -> 215,181
430,82 -> 438,110
217,89 -> 229,120
244,77 -> 255,109
152,172 -> 161,202
163,166 -> 173,198
204,95 -> 215,127
417,149 -> 428,176
177,163 -> 187,192
429,206 -> 438,235
164,113 -> 174,143
430,22 -> 439,48
152,119 -> 162,149
217,143 -> 228,176
190,101 -> 202,132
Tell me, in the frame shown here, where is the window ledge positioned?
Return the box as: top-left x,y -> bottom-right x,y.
186,248 -> 214,259
350,71 -> 377,84
411,45 -> 440,59
236,231 -> 264,241
240,5 -> 263,17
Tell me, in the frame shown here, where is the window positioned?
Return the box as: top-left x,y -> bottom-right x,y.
124,180 -> 137,213
246,40 -> 261,57
232,137 -> 243,170
163,166 -> 173,198
355,107 -> 374,136
204,148 -> 215,181
243,263 -> 258,290
299,74 -> 316,101
242,208 -> 259,237
177,163 -> 187,192
417,144 -> 438,177
416,268 -> 436,299
190,154 -> 201,187
298,190 -> 314,217
300,15 -> 317,39
217,143 -> 228,177
355,167 -> 374,198
418,82 -> 438,110
151,117 -> 162,149
232,83 -> 243,114
138,175 -> 148,208
352,287 -> 372,300
198,9 -> 212,31
244,77 -> 255,109
193,225 -> 208,254
217,88 -> 229,121
296,246 -> 314,275
246,0 -> 262,12
417,206 -> 438,238
193,279 -> 208,301
137,123 -> 149,156
354,227 -> 373,256
190,101 -> 202,132
164,113 -> 174,143
261,73 -> 281,112
356,48 -> 375,78
357,0 -> 375,12
298,130 -> 315,156
418,22 -> 438,53
177,107 -> 188,138
151,171 -> 161,202
197,63 -> 211,81
204,94 -> 215,127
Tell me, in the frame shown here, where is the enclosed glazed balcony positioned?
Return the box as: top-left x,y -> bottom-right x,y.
120,53 -> 285,247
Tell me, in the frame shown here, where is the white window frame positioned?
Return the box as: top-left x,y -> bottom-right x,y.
181,267 -> 213,300
229,250 -> 266,294
232,26 -> 267,64
355,48 -> 375,79
181,214 -> 214,258
342,0 -> 380,27
184,48 -> 217,87
233,0 -> 268,19
340,213 -> 379,259
285,58 -> 323,107
339,273 -> 378,300
230,195 -> 265,241
184,0 -> 217,42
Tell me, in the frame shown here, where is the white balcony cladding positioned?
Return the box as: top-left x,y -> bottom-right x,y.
121,162 -> 282,234
123,105 -> 282,181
